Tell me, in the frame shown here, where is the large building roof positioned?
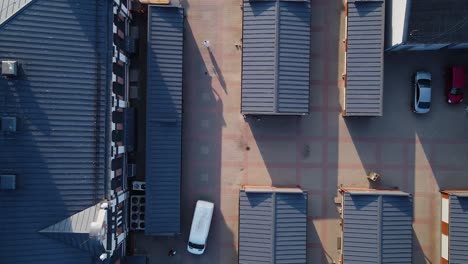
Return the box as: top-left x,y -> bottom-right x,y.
145,5 -> 184,235
342,190 -> 413,263
238,188 -> 307,264
344,0 -> 385,116
241,0 -> 311,115
0,0 -> 112,263
406,0 -> 468,44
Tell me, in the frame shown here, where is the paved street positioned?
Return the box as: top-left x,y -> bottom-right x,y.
133,0 -> 468,263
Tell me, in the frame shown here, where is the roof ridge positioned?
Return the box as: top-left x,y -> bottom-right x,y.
39,203 -> 107,257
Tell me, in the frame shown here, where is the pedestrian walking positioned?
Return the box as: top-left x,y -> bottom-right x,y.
168,248 -> 177,257
203,40 -> 210,48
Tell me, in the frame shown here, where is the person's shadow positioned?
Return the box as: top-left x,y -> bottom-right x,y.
207,46 -> 228,94
168,248 -> 177,257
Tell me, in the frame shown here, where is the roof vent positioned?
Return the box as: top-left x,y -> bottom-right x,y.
99,254 -> 108,261
0,175 -> 16,190
132,181 -> 146,191
1,117 -> 16,132
1,61 -> 18,78
130,195 -> 145,231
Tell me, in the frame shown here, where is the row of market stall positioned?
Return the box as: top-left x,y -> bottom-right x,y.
241,0 -> 385,117
144,0 -> 386,237
239,187 -> 468,264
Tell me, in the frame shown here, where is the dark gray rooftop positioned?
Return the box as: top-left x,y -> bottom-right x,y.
145,5 -> 184,235
407,0 -> 468,44
239,188 -> 307,264
241,0 -> 310,115
345,0 -> 385,116
342,190 -> 413,263
0,0 -> 111,263
448,194 -> 468,263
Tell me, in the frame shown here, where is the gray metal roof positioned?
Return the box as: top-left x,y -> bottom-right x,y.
241,0 -> 310,115
452,192 -> 468,197
407,0 -> 468,44
239,189 -> 307,263
448,194 -> 468,263
342,191 -> 413,263
0,0 -> 111,263
145,5 -> 184,235
0,0 -> 32,25
344,0 -> 385,116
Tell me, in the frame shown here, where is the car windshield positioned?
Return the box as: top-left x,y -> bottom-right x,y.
418,79 -> 431,87
189,242 -> 205,250
450,88 -> 463,95
418,102 -> 431,109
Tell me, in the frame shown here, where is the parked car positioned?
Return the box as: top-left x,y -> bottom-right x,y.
413,71 -> 432,114
445,66 -> 465,104
187,200 -> 214,255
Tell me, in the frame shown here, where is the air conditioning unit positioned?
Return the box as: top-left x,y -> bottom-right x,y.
367,171 -> 380,182
2,61 -> 18,78
130,195 -> 145,231
1,117 -> 16,132
132,181 -> 145,191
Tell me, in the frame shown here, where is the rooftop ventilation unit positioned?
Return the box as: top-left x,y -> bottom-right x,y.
367,171 -> 380,182
130,195 -> 145,231
1,117 -> 16,132
1,61 -> 18,78
132,181 -> 145,191
0,175 -> 16,190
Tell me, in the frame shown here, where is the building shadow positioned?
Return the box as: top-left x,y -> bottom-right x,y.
413,230 -> 433,264
180,19 -> 235,264
207,48 -> 227,94
132,5 -> 148,182
413,50 -> 468,263
344,48 -> 468,262
131,2 -> 235,263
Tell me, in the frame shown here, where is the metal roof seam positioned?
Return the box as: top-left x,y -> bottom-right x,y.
271,191 -> 277,263
377,195 -> 382,264
274,0 -> 280,113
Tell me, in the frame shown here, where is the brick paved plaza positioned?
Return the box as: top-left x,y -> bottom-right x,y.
133,0 -> 468,263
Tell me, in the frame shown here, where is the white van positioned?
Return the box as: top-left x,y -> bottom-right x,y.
187,200 -> 214,255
